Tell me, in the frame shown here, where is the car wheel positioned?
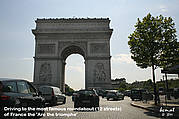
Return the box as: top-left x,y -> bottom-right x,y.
132,98 -> 134,101
107,98 -> 109,100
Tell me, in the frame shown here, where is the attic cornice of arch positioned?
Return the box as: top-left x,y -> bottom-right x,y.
32,29 -> 113,35
35,18 -> 110,23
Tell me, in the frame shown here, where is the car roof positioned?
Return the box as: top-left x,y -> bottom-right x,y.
39,85 -> 59,88
79,89 -> 95,91
0,78 -> 27,82
77,90 -> 97,93
108,91 -> 117,93
106,90 -> 118,92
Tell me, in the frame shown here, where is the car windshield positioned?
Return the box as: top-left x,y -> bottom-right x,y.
108,92 -> 116,95
2,81 -> 17,93
117,92 -> 123,95
131,90 -> 139,93
78,90 -> 95,95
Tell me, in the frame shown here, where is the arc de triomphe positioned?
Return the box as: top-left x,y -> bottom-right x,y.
32,18 -> 113,92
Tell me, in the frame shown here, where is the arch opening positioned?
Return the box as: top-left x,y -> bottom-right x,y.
61,45 -> 86,91
65,54 -> 85,90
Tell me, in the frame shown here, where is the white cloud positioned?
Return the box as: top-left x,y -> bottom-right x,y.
159,5 -> 168,12
67,66 -> 84,73
112,53 -> 134,64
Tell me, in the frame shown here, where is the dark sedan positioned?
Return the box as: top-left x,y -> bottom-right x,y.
74,89 -> 99,109
0,78 -> 45,118
106,91 -> 124,100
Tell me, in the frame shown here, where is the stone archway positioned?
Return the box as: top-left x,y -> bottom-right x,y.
60,45 -> 86,91
32,18 -> 113,92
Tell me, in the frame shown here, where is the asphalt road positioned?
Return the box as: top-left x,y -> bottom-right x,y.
40,96 -> 161,119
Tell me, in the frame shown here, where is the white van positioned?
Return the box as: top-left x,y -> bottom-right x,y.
38,86 -> 66,105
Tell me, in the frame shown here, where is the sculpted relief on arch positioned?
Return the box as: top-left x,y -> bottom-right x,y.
39,62 -> 52,83
94,63 -> 106,82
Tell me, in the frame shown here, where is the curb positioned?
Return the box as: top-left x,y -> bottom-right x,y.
130,102 -> 156,112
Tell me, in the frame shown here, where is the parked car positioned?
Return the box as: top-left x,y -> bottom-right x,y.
0,78 -> 45,118
38,85 -> 66,105
106,91 -> 124,100
124,90 -> 131,97
74,89 -> 99,108
130,89 -> 146,101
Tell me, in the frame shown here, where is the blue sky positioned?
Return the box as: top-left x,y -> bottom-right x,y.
0,0 -> 178,90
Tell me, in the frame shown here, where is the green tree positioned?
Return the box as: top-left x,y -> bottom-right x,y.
128,13 -> 178,105
65,84 -> 74,95
143,79 -> 153,91
117,82 -> 127,92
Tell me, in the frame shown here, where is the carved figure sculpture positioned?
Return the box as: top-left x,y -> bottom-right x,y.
39,63 -> 52,82
94,63 -> 106,81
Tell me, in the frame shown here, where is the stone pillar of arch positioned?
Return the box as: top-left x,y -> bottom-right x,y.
32,18 -> 113,92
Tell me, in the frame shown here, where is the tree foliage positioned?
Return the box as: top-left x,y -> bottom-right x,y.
128,13 -> 178,69
65,84 -> 74,95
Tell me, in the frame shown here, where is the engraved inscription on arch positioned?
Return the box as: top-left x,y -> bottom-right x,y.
39,62 -> 52,82
90,43 -> 108,54
94,63 -> 106,82
37,44 -> 55,54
